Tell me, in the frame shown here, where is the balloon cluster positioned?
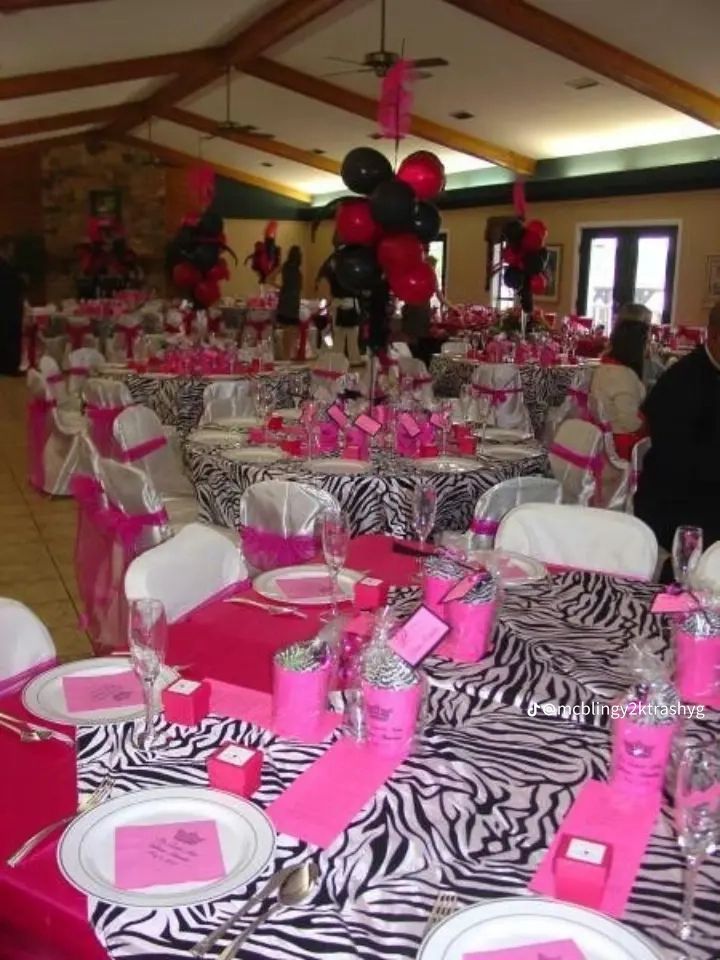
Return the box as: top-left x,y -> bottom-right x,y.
76,216 -> 140,287
166,208 -> 236,308
331,146 -> 444,305
244,221 -> 281,284
500,217 -> 549,311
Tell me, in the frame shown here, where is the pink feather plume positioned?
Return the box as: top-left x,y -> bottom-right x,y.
378,59 -> 415,139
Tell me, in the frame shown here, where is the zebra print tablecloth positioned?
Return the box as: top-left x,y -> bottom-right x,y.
186,446 -> 548,537
430,357 -> 576,435
76,573 -> 719,959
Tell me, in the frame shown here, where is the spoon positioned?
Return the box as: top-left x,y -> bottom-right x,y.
218,861 -> 319,960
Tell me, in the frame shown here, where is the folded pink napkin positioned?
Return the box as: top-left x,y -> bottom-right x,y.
62,671 -> 143,713
651,591 -> 697,613
208,679 -> 341,742
464,942 -> 585,960
529,779 -> 659,917
114,819 -> 226,889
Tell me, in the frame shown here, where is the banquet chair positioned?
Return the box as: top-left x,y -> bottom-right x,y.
441,340 -> 469,356
312,352 -> 349,401
543,366 -> 595,443
65,347 -> 105,396
467,477 -> 562,548
627,437 -> 651,513
496,503 -> 658,580
548,418 -> 628,510
26,369 -> 85,496
692,543 -> 720,592
238,479 -> 339,571
38,355 -> 79,411
65,316 -> 99,353
125,523 -> 248,623
389,341 -> 413,359
37,332 -> 68,368
397,356 -> 434,404
83,377 -> 133,456
0,599 -> 57,696
98,456 -> 180,553
199,381 -> 255,426
471,363 -> 532,433
112,406 -> 195,500
109,313 -> 143,361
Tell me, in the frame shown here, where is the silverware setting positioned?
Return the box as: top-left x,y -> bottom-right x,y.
0,712 -> 74,746
223,597 -> 308,619
423,891 -> 458,937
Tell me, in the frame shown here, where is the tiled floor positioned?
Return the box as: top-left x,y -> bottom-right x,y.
0,375 -> 91,660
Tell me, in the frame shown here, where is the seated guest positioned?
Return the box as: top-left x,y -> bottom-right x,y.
634,302 -> 720,551
590,304 -> 650,459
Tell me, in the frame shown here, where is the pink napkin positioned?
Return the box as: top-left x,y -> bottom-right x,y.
267,739 -> 402,847
651,591 -> 698,613
276,575 -> 333,600
62,671 -> 143,713
464,942 -> 584,960
528,779 -> 660,917
114,819 -> 226,889
208,679 -> 341,742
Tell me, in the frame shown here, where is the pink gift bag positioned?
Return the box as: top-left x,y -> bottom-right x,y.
675,628 -> 720,706
610,714 -> 677,797
441,598 -> 497,662
361,681 -> 423,755
272,660 -> 331,741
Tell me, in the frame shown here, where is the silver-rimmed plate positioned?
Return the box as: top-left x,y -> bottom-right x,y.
414,457 -> 479,474
222,446 -> 288,464
306,458 -> 371,475
478,444 -> 541,461
254,564 -> 363,606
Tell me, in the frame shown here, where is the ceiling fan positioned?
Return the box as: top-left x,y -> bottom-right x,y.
323,0 -> 449,78
202,68 -> 275,140
135,119 -> 180,168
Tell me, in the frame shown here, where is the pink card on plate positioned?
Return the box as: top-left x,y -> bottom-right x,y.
62,671 -> 143,713
390,605 -> 450,666
354,413 -> 382,437
529,779 -> 660,917
276,575 -> 333,599
398,412 -> 421,438
327,404 -> 350,429
114,819 -> 226,889
464,941 -> 585,960
651,591 -> 697,613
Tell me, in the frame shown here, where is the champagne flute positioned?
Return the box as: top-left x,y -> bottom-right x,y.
301,399 -> 318,461
459,383 -> 473,425
128,598 -> 168,753
475,394 -> 492,452
674,744 -> 720,945
320,509 -> 351,621
672,526 -> 704,589
412,482 -> 438,581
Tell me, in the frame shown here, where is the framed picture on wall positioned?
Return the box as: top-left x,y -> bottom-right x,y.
89,189 -> 122,219
536,244 -> 562,301
705,255 -> 720,300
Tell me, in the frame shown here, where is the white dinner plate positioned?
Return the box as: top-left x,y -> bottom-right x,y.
254,564 -> 364,606
214,416 -> 262,429
414,457 -> 479,474
188,429 -> 241,448
468,549 -> 547,586
222,446 -> 288,464
481,427 -> 534,444
58,786 -> 276,909
479,444 -> 541,461
418,897 -> 663,960
22,658 -> 176,726
306,458 -> 371,475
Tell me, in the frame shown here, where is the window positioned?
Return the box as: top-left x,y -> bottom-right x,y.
428,231 -> 448,294
490,243 -> 516,310
577,225 -> 678,327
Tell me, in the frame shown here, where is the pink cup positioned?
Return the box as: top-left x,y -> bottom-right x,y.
440,599 -> 496,662
248,427 -> 266,444
361,681 -> 423,755
272,661 -> 330,740
457,436 -> 476,456
420,443 -> 439,458
423,575 -> 453,618
609,715 -> 677,797
675,629 -> 720,706
345,443 -> 362,459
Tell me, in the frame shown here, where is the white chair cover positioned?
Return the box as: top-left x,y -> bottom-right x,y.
693,543 -> 720,592
543,366 -> 595,443
312,352 -> 349,401
83,377 -> 132,456
496,503 -> 658,580
39,355 -> 73,408
0,599 -> 56,695
98,456 -> 178,553
199,381 -> 255,426
441,340 -> 469,356
397,356 -> 434,404
238,479 -> 339,571
389,342 -> 413,359
112,406 -> 195,499
125,523 -> 248,623
38,333 -> 68,367
66,316 -> 99,352
468,476 -> 562,549
627,436 -> 651,513
27,368 -> 84,496
65,348 -> 105,395
471,363 -> 532,433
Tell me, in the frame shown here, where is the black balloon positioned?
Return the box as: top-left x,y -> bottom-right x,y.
341,147 -> 393,195
524,249 -> 549,274
520,282 -> 534,313
192,243 -> 220,272
198,210 -> 224,236
370,179 -> 416,232
502,218 -> 525,247
334,245 -> 382,293
503,266 -> 524,291
412,201 -> 441,242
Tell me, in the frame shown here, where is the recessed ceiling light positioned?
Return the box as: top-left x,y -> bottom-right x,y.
312,148 -> 326,155
261,161 -> 274,167
565,76 -> 600,90
450,110 -> 474,120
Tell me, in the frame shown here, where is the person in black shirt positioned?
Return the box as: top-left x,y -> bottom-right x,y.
315,252 -> 362,365
0,238 -> 24,377
634,303 -> 720,552
275,245 -> 302,360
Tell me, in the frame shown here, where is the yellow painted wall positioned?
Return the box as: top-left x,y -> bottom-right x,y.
222,219 -> 310,298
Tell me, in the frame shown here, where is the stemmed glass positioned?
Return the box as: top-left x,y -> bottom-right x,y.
458,383 -> 473,425
128,598 -> 168,753
438,399 -> 453,456
412,482 -> 438,581
475,394 -> 492,452
672,526 -> 704,589
674,744 -> 720,946
320,509 -> 351,621
254,380 -> 273,435
289,373 -> 305,411
301,399 -> 319,461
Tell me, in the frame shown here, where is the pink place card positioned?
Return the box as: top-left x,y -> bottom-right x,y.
398,412 -> 421,438
114,819 -> 226,890
464,941 -> 585,960
208,679 -> 341,741
62,671 -> 143,713
327,404 -> 350,429
651,591 -> 697,614
443,574 -> 481,604
276,575 -> 333,600
389,605 -> 450,666
529,779 -> 660,917
354,413 -> 382,437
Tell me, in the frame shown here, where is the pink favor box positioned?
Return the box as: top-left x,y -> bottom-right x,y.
553,833 -> 613,909
675,629 -> 720,707
362,681 -> 423,755
208,742 -> 263,797
419,443 -> 440,458
272,660 -> 331,741
440,600 -> 496,662
609,715 -> 677,797
457,436 -> 477,456
161,679 -> 210,726
354,576 -> 389,610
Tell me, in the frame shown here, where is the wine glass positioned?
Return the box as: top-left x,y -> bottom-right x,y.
301,399 -> 319,461
254,379 -> 273,433
412,482 -> 438,580
475,394 -> 492,452
458,383 -> 473,425
320,509 -> 351,620
672,526 -> 704,589
674,744 -> 720,944
438,399 -> 453,456
128,598 -> 168,753
290,373 -> 305,411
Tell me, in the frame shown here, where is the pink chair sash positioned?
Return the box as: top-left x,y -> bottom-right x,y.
566,387 -> 589,410
27,396 -> 56,490
67,366 -> 90,377
45,372 -> 64,385
116,324 -> 142,358
240,526 -> 318,572
473,385 -> 523,405
470,518 -> 500,536
313,368 -> 344,380
548,441 -> 604,504
67,324 -> 93,351
119,435 -> 167,462
85,403 -> 126,457
0,657 -> 59,697
411,375 -> 433,387
107,507 -> 170,551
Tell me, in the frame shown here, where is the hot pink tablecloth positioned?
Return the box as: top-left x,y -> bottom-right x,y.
0,535 -> 416,960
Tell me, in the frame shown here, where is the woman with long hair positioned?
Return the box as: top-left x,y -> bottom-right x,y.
275,245 -> 302,360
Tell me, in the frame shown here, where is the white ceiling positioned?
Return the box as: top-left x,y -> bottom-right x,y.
0,124 -> 98,148
0,78 -> 169,124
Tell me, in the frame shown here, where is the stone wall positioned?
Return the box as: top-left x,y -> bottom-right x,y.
41,142 -> 167,302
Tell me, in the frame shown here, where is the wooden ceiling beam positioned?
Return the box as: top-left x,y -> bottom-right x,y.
244,57 -> 536,174
0,130 -> 89,156
115,134 -> 311,203
0,105 -> 121,139
444,0 -> 720,128
101,0 -> 349,138
159,106 -> 342,175
0,0 -> 104,11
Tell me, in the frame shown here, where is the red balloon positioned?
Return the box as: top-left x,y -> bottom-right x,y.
390,260 -> 437,305
530,273 -> 548,295
172,261 -> 201,289
194,279 -> 221,307
377,233 -> 424,273
526,218 -> 548,240
208,258 -> 230,282
521,228 -> 543,253
335,198 -> 378,246
397,150 -> 445,201
502,246 -> 523,267
264,220 -> 278,239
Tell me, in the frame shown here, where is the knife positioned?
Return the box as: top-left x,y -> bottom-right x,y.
0,712 -> 74,746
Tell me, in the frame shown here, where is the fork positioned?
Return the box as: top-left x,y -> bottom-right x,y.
223,597 -> 308,619
422,891 -> 458,937
0,717 -> 54,743
0,712 -> 74,746
6,768 -> 114,867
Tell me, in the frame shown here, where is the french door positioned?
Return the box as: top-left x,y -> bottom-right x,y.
576,225 -> 678,326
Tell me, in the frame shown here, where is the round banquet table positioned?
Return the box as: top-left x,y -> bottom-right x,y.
0,535 -> 717,960
101,364 -> 310,435
186,443 -> 548,537
430,355 -> 583,434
